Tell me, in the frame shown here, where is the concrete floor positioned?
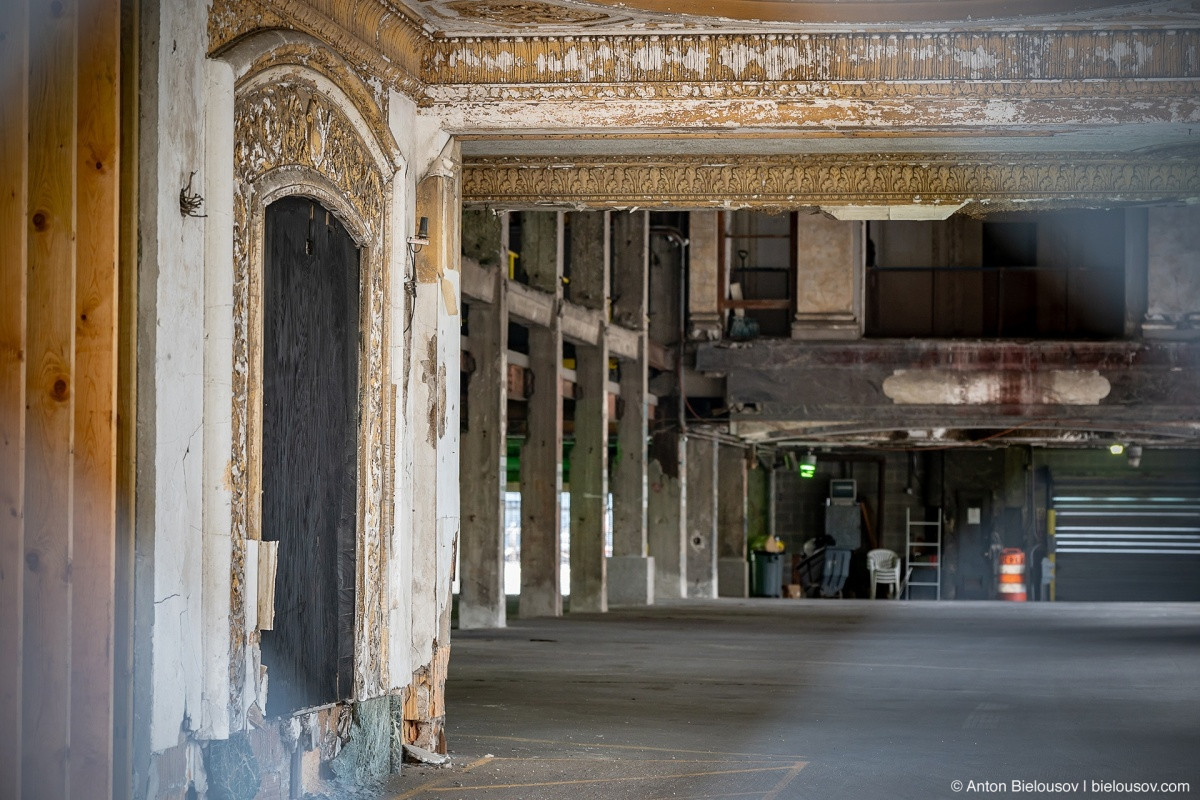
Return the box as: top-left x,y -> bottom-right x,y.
384,600 -> 1200,799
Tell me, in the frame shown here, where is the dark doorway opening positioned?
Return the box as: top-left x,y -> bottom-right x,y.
260,196 -> 360,717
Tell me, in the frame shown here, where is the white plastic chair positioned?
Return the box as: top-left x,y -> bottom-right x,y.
867,548 -> 902,599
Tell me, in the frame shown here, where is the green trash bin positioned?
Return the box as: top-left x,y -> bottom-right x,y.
750,551 -> 785,598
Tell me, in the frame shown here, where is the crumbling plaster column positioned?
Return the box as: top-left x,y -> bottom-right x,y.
459,210 -> 508,629
405,142 -> 461,751
609,212 -> 654,606
685,436 -> 719,599
520,211 -> 565,618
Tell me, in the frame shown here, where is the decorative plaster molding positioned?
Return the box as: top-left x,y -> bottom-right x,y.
209,0 -> 1200,110
211,0 -> 428,99
230,74 -> 393,718
461,152 -> 1200,208
445,0 -> 610,24
427,77 -> 1200,104
233,40 -> 403,168
426,28 -> 1200,87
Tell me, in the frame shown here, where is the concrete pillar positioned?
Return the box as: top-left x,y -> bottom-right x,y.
717,444 -> 749,598
792,215 -> 864,339
687,211 -> 722,340
568,210 -> 609,310
520,211 -> 564,618
569,339 -> 609,613
685,437 -> 718,598
609,342 -> 653,606
611,211 -> 648,329
459,212 -> 508,629
1143,206 -> 1200,340
567,211 -> 609,614
747,460 -> 769,546
647,432 -> 686,600
609,211 -> 655,606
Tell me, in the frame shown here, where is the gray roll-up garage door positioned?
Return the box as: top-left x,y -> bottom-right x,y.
1052,478 -> 1200,601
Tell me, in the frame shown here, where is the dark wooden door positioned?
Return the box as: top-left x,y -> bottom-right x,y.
260,197 -> 360,717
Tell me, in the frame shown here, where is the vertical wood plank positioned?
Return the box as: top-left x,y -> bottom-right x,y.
0,3 -> 30,796
23,0 -> 78,796
71,0 -> 120,792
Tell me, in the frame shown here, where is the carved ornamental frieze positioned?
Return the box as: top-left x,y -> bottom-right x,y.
461,152 -> 1200,210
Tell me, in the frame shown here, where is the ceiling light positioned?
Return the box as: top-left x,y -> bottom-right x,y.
799,452 -> 817,479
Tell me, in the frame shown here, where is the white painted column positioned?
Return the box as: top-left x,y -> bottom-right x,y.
404,145 -> 460,750
200,57 -> 235,740
140,0 -> 210,753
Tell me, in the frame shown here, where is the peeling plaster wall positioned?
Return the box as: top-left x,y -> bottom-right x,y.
403,142 -> 462,751
138,0 -> 211,759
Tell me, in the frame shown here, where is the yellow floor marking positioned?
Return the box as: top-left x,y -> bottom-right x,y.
387,755 -> 494,800
455,733 -> 804,760
424,763 -> 807,792
761,760 -> 808,800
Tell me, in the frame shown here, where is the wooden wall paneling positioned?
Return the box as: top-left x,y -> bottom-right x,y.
0,2 -> 30,796
71,0 -> 121,793
23,0 -> 78,797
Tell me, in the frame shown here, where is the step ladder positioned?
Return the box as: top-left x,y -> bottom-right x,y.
905,508 -> 942,600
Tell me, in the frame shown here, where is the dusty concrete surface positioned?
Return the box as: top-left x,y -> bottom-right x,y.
381,599 -> 1200,799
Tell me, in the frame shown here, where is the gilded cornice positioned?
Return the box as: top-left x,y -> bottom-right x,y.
461,152 -> 1200,209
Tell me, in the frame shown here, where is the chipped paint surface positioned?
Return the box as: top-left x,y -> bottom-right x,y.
428,29 -> 1200,87
883,369 -> 1112,406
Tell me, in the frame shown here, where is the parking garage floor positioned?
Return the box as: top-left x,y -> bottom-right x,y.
384,599 -> 1200,799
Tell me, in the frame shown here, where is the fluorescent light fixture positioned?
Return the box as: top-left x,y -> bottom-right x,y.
823,202 -> 967,221
799,452 -> 817,479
